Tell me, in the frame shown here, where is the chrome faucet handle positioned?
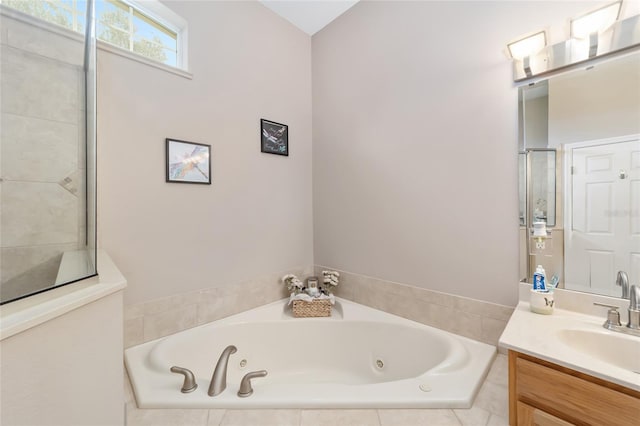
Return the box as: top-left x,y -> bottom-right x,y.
237,370 -> 268,398
593,302 -> 620,309
170,366 -> 198,393
593,303 -> 622,328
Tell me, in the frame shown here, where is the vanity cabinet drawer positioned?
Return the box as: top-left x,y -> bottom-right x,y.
509,351 -> 640,426
516,402 -> 572,426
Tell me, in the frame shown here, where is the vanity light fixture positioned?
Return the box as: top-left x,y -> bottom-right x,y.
571,1 -> 622,57
508,2 -> 638,82
507,31 -> 547,77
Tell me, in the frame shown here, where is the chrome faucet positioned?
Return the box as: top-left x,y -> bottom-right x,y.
628,285 -> 640,330
208,345 -> 237,396
594,284 -> 640,337
616,271 -> 630,299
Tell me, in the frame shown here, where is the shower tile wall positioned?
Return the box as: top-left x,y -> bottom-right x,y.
0,13 -> 85,300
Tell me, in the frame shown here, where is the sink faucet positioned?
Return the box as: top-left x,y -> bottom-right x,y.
616,271 -> 629,299
594,284 -> 640,337
208,345 -> 237,397
628,285 -> 640,330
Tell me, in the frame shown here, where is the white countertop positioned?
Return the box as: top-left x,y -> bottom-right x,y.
499,302 -> 640,391
0,250 -> 127,340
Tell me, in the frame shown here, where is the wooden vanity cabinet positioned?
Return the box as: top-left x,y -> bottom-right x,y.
508,350 -> 640,426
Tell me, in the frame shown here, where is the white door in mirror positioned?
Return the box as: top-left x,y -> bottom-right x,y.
565,138 -> 640,296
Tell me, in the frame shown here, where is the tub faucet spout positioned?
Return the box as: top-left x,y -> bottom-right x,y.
208,345 -> 237,396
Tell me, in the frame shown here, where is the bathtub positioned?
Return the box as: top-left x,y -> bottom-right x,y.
125,298 -> 495,408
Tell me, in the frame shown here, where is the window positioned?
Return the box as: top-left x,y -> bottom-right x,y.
96,0 -> 179,67
3,0 -> 187,70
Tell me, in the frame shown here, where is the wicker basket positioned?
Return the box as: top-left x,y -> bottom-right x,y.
292,299 -> 332,318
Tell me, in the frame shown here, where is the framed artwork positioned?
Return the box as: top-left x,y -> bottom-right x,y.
166,139 -> 211,184
261,119 -> 288,156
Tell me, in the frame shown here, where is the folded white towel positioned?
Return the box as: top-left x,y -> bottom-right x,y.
288,293 -> 335,305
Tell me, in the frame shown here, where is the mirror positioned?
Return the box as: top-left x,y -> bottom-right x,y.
0,1 -> 97,304
519,50 -> 640,297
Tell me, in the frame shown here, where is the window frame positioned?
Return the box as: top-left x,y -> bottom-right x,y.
1,0 -> 189,73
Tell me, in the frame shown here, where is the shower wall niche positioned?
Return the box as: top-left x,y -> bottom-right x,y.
0,2 -> 97,304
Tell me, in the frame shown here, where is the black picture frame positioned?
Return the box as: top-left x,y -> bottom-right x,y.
260,119 -> 288,156
165,138 -> 212,184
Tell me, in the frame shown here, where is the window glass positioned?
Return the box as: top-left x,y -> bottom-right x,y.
4,0 -> 180,68
131,9 -> 177,66
97,1 -> 130,50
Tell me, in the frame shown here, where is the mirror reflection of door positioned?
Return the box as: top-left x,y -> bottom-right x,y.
565,138 -> 640,295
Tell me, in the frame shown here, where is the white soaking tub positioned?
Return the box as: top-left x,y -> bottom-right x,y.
125,298 -> 495,409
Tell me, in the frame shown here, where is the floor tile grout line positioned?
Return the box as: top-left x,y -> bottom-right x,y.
219,408 -> 229,426
451,408 -> 462,426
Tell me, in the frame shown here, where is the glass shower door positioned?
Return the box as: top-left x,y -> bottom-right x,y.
0,0 -> 97,304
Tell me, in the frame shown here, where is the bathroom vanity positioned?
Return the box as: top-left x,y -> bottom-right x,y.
508,350 -> 639,425
500,298 -> 640,426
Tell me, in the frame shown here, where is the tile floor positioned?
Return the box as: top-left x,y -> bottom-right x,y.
125,354 -> 508,426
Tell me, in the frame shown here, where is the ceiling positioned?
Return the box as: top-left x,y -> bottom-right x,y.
259,0 -> 360,35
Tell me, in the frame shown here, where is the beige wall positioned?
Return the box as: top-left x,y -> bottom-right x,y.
1,292 -> 124,426
311,1 -> 604,307
98,1 -> 313,305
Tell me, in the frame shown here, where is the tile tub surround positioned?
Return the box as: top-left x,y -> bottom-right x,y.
315,267 -> 514,347
124,266 -> 313,347
124,354 -> 509,426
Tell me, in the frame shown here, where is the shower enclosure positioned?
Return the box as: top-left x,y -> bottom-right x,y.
0,0 -> 97,304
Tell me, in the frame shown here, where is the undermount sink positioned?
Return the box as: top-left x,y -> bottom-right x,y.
557,329 -> 640,374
